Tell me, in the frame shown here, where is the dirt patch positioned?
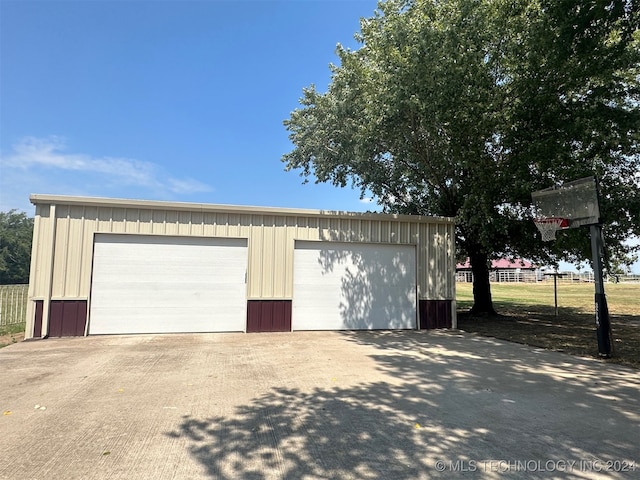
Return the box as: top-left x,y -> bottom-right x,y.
457,307 -> 640,369
0,332 -> 24,349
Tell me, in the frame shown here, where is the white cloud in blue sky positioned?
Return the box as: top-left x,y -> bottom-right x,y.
4,136 -> 212,193
0,0 -> 380,215
0,136 -> 213,212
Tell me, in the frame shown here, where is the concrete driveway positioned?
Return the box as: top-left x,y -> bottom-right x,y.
1,330 -> 638,479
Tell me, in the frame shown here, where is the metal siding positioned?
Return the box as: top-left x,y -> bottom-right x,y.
124,209 -> 138,233
238,213 -> 252,237
247,215 -> 455,301
49,301 -> 63,337
246,300 -> 292,332
262,219 -> 275,298
80,209 -> 97,293
296,217 -> 310,240
33,300 -> 44,337
190,212 -> 204,236
211,214 -> 225,237
419,299 -> 453,329
225,214 -> 238,237
25,212 -> 44,336
246,216 -> 292,299
30,206 -> 51,298
248,226 -> 264,298
25,196 -> 456,338
96,207 -> 111,232
202,212 -> 216,236
164,210 -> 179,235
51,207 -> 69,298
331,217 -> 342,240
178,211 -> 192,235
111,208 -> 126,232
49,206 -> 87,299
138,209 -> 153,234
65,206 -> 85,297
24,204 -> 54,339
49,300 -> 88,337
272,222 -> 288,298
282,226 -> 296,299
308,217 -> 320,240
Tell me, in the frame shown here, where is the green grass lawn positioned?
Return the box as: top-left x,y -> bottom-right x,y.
456,281 -> 640,368
0,284 -> 28,348
0,322 -> 25,348
456,281 -> 640,318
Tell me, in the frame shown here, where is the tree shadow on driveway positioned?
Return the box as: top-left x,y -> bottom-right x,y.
167,331 -> 640,479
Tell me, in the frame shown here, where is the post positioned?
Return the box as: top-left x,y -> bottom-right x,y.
553,274 -> 558,317
589,224 -> 612,357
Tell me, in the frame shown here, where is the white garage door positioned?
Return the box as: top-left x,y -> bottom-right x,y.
89,234 -> 247,334
293,241 -> 417,330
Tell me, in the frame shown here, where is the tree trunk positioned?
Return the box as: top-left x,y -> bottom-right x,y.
469,250 -> 496,315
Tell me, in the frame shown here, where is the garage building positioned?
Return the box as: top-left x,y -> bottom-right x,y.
24,195 -> 456,338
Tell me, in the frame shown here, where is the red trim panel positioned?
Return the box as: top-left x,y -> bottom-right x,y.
246,300 -> 292,333
33,301 -> 44,338
49,300 -> 87,337
418,300 -> 452,329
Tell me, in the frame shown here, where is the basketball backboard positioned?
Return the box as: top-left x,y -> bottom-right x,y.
531,176 -> 600,229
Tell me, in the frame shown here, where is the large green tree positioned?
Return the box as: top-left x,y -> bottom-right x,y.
283,0 -> 640,313
0,210 -> 34,284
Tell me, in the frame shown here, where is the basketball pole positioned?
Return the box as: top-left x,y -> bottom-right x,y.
589,224 -> 612,358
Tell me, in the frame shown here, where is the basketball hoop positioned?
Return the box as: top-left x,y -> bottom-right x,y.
534,217 -> 569,242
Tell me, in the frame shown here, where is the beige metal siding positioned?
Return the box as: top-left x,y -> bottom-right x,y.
28,200 -> 455,301
25,195 -> 456,337
27,204 -> 53,300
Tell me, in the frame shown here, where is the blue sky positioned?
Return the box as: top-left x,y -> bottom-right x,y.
1,0 -> 380,214
1,0 -> 637,273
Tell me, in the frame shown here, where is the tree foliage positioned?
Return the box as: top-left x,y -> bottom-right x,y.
283,0 -> 640,312
0,210 -> 34,284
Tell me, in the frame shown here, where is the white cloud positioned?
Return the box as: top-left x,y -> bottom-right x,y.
167,178 -> 212,195
0,136 -> 212,210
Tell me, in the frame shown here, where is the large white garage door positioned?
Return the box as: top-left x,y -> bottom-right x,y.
89,234 -> 247,334
293,241 -> 417,330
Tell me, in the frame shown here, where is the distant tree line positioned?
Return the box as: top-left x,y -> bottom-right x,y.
0,210 -> 34,284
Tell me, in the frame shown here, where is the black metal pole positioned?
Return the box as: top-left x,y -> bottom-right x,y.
589,224 -> 612,357
554,274 -> 558,317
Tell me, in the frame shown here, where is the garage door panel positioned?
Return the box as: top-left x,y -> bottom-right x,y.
293,242 -> 417,331
89,234 -> 247,334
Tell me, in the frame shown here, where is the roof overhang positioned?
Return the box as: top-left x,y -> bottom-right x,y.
29,194 -> 455,224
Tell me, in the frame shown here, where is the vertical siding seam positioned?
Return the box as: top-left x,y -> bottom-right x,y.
43,204 -> 57,337
77,206 -> 86,297
253,224 -> 262,298
59,207 -> 70,298
272,219 -> 278,298
27,213 -> 41,299
285,225 -> 293,298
